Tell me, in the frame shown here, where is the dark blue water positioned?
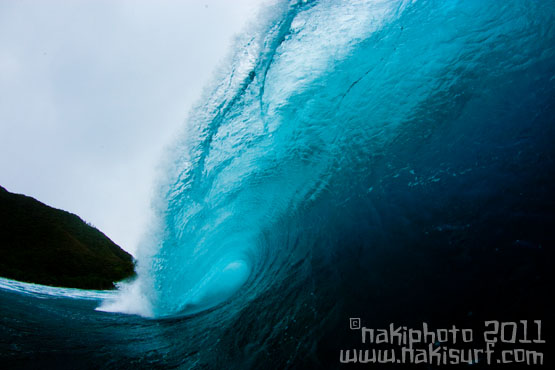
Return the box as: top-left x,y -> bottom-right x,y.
2,0 -> 554,368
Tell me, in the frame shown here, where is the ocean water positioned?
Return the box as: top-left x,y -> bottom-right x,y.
1,0 -> 554,368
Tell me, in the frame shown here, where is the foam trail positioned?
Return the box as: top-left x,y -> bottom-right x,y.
0,277 -> 114,301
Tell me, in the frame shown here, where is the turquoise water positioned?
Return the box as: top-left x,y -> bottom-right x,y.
2,0 -> 554,368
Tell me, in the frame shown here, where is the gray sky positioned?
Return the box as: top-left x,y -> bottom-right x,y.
0,0 -> 264,255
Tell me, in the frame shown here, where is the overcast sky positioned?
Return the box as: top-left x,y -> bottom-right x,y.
0,0 -> 264,255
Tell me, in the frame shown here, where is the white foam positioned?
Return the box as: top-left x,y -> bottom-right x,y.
96,279 -> 154,317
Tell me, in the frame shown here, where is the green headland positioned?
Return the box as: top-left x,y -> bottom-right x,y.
0,185 -> 135,290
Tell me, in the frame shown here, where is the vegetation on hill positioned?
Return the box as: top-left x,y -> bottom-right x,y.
0,185 -> 135,290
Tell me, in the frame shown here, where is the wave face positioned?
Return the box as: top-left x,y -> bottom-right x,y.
100,0 -> 422,317
44,0 -> 555,367
103,0 -> 555,316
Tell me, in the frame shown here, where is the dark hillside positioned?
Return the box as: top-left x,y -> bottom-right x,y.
0,185 -> 135,289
